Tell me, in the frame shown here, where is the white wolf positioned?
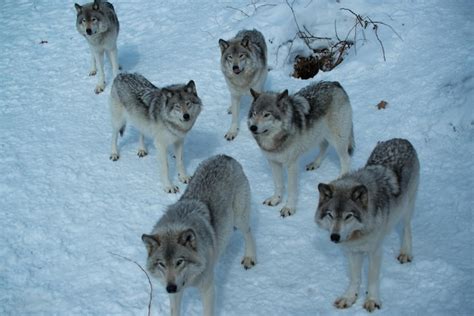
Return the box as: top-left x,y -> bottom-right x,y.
219,29 -> 268,141
315,138 -> 420,312
248,81 -> 354,217
142,155 -> 257,316
109,73 -> 202,193
75,0 -> 119,94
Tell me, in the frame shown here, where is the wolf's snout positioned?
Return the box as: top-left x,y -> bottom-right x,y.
232,65 -> 241,74
166,283 -> 177,293
249,125 -> 258,133
183,113 -> 190,121
86,28 -> 92,35
330,233 -> 341,243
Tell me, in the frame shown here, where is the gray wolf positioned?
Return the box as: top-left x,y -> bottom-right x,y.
109,73 -> 202,193
248,81 -> 354,217
75,0 -> 119,94
315,138 -> 420,312
219,29 -> 268,141
142,155 -> 257,316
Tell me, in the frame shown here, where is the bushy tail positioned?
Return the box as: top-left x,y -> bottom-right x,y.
348,124 -> 355,156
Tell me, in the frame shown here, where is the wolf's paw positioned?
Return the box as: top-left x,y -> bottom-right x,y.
94,83 -> 105,94
137,149 -> 148,158
305,161 -> 321,171
334,295 -> 357,309
164,185 -> 179,194
178,174 -> 191,184
227,106 -> 232,114
363,298 -> 381,312
224,129 -> 239,141
110,153 -> 119,161
263,195 -> 281,207
89,69 -> 97,76
397,253 -> 412,264
241,256 -> 256,270
280,206 -> 296,217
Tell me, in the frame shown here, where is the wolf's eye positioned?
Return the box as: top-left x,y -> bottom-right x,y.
239,54 -> 246,59
176,259 -> 184,267
156,261 -> 166,268
226,55 -> 233,61
324,210 -> 333,219
345,213 -> 353,220
81,18 -> 86,23
173,104 -> 181,110
263,112 -> 271,118
92,17 -> 97,22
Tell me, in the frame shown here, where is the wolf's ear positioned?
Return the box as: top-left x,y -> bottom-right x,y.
161,88 -> 173,99
142,234 -> 161,256
93,0 -> 100,10
351,185 -> 368,208
241,35 -> 250,48
178,229 -> 197,250
250,88 -> 260,100
74,3 -> 82,13
218,39 -> 229,54
186,80 -> 197,95
277,89 -> 289,103
318,183 -> 333,203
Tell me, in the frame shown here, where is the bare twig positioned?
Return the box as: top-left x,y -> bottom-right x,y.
225,6 -> 250,17
109,252 -> 153,316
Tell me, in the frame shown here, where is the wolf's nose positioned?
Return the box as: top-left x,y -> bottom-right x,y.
166,283 -> 177,293
183,113 -> 190,121
330,233 -> 340,243
86,28 -> 92,35
249,125 -> 258,133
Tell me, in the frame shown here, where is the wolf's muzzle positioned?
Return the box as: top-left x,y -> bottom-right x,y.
232,66 -> 241,74
86,28 -> 92,35
183,113 -> 190,121
330,233 -> 340,243
166,283 -> 177,293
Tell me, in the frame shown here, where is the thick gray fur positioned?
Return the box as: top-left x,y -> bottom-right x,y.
248,81 -> 354,217
219,29 -> 268,140
75,0 -> 119,94
109,73 -> 202,193
315,138 -> 420,312
142,155 -> 257,316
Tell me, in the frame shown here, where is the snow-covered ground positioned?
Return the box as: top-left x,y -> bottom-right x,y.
1,0 -> 473,315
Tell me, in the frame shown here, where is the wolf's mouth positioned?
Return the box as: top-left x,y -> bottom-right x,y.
253,129 -> 268,135
233,68 -> 242,75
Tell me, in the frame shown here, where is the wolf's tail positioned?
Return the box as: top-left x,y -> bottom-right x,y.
348,124 -> 355,156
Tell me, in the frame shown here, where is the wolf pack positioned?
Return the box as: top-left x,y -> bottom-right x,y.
76,1 -> 420,315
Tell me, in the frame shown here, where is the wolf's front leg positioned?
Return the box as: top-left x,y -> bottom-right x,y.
200,280 -> 215,316
224,94 -> 241,141
169,291 -> 183,316
88,49 -> 97,76
174,140 -> 190,184
334,252 -> 362,309
107,46 -> 120,78
280,161 -> 298,217
364,248 -> 382,312
263,160 -> 283,207
93,50 -> 106,94
155,141 -> 179,193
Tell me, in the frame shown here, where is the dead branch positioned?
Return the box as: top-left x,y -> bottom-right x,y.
109,252 -> 153,316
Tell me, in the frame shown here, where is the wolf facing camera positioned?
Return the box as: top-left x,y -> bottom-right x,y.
315,138 -> 420,312
75,0 -> 119,94
142,155 -> 257,316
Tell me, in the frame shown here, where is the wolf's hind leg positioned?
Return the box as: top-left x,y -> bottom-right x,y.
398,199 -> 415,263
306,139 -> 329,171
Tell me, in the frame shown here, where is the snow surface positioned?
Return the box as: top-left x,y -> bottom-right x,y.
1,0 -> 473,315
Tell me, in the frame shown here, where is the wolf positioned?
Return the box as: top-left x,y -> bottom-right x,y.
315,138 -> 420,312
109,73 -> 202,193
75,0 -> 119,94
219,29 -> 268,141
248,81 -> 354,217
142,155 -> 257,316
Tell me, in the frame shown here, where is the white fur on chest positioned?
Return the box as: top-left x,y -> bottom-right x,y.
126,113 -> 183,146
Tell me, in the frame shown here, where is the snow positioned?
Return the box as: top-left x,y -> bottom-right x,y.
1,0 -> 473,315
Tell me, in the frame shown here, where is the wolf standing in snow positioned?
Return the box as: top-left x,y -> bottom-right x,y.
142,155 -> 257,316
109,73 -> 202,193
75,0 -> 119,94
219,29 -> 268,141
248,81 -> 354,217
315,138 -> 420,312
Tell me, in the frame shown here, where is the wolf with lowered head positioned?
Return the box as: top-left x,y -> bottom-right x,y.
142,155 -> 257,316
248,81 -> 354,217
219,29 -> 268,141
109,73 -> 201,193
315,138 -> 420,312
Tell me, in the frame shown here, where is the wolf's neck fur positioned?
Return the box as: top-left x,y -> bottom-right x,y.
256,130 -> 291,152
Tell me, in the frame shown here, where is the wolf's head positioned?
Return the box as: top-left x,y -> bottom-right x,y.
315,181 -> 369,244
161,80 -> 202,131
75,0 -> 108,36
142,228 -> 205,293
247,89 -> 288,137
219,36 -> 256,76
